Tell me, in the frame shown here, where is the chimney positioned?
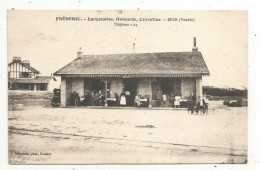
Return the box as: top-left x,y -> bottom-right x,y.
22,60 -> 30,66
192,37 -> 198,54
13,56 -> 21,62
77,47 -> 83,58
133,43 -> 135,54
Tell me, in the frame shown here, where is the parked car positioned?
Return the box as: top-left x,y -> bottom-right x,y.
227,100 -> 241,107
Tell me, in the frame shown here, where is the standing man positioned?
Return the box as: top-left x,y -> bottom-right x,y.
147,95 -> 150,108
188,91 -> 196,114
125,90 -> 130,106
115,93 -> 119,106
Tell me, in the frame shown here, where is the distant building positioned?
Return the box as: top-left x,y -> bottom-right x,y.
8,57 -> 58,91
54,37 -> 210,107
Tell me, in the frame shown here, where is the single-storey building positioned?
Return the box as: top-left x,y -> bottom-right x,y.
8,57 -> 59,92
54,37 -> 210,107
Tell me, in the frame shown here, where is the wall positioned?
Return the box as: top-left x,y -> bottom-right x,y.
110,78 -> 123,98
71,78 -> 84,97
60,77 -> 67,107
181,78 -> 196,99
47,77 -> 61,92
151,81 -> 160,100
84,78 -> 93,94
196,77 -> 202,98
137,78 -> 152,97
173,78 -> 181,95
65,79 -> 72,105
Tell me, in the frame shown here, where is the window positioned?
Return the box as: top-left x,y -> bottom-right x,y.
36,84 -> 47,91
19,72 -> 32,78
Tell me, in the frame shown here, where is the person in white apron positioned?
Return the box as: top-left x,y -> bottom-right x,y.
174,94 -> 181,108
120,92 -> 126,106
134,94 -> 140,107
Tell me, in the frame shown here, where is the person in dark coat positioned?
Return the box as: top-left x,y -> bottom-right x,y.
84,91 -> 92,106
169,93 -> 175,108
115,93 -> 119,106
147,95 -> 150,108
70,91 -> 80,106
94,92 -> 99,106
188,92 -> 196,114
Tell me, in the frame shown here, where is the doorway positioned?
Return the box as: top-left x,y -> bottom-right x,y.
123,78 -> 138,106
160,78 -> 174,95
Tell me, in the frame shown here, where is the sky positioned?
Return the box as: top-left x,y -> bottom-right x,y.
8,10 -> 248,89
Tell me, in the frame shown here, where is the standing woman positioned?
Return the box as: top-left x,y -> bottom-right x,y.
120,91 -> 127,107
174,93 -> 181,108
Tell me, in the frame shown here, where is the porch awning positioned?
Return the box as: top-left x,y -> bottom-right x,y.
59,73 -> 208,78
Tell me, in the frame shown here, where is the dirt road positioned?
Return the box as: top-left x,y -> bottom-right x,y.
8,101 -> 247,164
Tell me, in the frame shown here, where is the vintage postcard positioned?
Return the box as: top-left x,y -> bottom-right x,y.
8,10 -> 248,164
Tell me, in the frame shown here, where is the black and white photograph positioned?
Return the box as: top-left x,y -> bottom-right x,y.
7,10 -> 248,164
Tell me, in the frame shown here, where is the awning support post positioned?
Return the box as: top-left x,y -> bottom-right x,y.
102,78 -> 110,107
148,78 -> 153,108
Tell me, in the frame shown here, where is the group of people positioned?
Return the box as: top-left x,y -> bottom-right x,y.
156,91 -> 182,108
119,91 -> 150,107
187,92 -> 209,114
71,90 -> 105,106
69,90 -> 209,111
70,91 -> 81,106
134,94 -> 150,107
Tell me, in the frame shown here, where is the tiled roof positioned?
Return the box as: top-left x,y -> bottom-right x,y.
13,76 -> 54,84
54,51 -> 210,77
8,61 -> 40,74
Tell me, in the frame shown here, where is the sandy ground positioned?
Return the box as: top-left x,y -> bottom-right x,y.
8,101 -> 247,164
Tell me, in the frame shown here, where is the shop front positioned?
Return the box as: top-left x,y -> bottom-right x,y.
59,76 -> 202,108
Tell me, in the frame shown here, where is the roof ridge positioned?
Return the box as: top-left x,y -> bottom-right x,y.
82,51 -> 195,57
